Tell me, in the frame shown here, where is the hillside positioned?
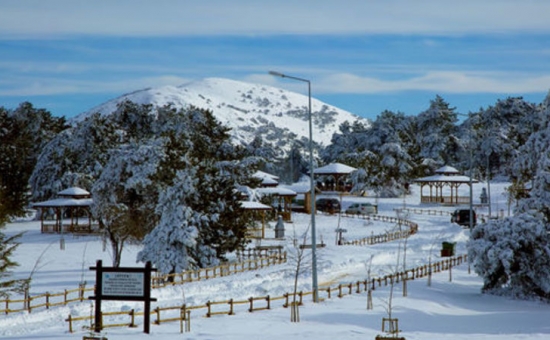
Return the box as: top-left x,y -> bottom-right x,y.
74,78 -> 367,149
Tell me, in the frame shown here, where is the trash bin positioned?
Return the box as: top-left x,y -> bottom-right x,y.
441,242 -> 456,257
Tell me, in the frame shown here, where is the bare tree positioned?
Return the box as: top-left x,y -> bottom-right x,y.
365,254 -> 374,310
286,223 -> 312,322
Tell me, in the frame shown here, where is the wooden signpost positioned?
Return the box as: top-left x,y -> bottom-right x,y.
89,260 -> 157,334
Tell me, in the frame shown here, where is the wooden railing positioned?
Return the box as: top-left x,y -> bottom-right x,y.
0,252 -> 286,315
65,255 -> 468,333
1,284 -> 92,315
2,211 -> 417,316
152,252 -> 286,288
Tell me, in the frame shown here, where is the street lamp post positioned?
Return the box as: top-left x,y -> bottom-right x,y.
269,71 -> 319,302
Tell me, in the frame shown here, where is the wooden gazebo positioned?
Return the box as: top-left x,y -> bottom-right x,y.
32,187 -> 96,233
240,201 -> 273,239
414,166 -> 478,205
256,186 -> 297,222
313,162 -> 357,192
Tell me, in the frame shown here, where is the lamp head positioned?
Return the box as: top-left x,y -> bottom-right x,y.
268,71 -> 285,78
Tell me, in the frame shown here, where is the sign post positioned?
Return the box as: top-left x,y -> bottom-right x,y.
89,260 -> 157,334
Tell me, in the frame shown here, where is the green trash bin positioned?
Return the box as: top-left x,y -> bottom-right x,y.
441,242 -> 456,257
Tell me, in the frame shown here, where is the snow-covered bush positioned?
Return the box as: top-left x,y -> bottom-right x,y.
468,212 -> 550,300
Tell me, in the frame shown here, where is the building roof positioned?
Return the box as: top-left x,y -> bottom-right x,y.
256,186 -> 297,197
239,201 -> 273,210
252,170 -> 279,187
57,187 -> 91,197
313,162 -> 357,175
32,197 -> 93,208
414,174 -> 478,184
32,186 -> 93,208
435,166 -> 460,175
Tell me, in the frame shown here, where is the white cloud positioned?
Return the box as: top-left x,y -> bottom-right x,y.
2,68 -> 548,97
1,0 -> 550,38
303,71 -> 550,94
0,75 -> 190,96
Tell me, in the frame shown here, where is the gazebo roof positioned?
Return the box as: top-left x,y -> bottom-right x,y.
33,186 -> 93,208
256,186 -> 297,197
58,187 -> 91,198
239,201 -> 273,211
414,174 -> 478,184
280,183 -> 310,194
435,166 -> 460,175
33,197 -> 93,208
313,162 -> 357,175
252,171 -> 279,187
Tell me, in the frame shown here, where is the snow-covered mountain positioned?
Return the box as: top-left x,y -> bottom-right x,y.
74,78 -> 367,148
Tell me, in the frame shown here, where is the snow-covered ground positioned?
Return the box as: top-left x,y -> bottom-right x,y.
2,182 -> 550,340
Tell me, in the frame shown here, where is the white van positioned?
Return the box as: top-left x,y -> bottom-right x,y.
345,203 -> 377,215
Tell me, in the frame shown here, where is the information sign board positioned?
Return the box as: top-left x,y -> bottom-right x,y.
102,272 -> 144,297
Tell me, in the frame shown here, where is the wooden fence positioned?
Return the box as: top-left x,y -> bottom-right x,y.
1,284 -> 93,315
393,208 -> 452,216
340,213 -> 419,246
1,212 -> 418,316
0,252 -> 286,315
65,254 -> 468,333
152,252 -> 287,288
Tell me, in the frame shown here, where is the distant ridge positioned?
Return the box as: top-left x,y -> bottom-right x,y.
74,77 -> 368,151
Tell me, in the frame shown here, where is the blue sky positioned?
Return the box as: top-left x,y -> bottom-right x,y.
1,1 -> 550,121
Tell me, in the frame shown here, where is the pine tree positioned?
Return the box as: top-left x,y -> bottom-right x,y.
468,111 -> 550,300
0,103 -> 67,216
414,95 -> 460,166
0,194 -> 24,298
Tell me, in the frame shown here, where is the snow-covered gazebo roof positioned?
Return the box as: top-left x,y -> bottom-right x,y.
239,201 -> 273,211
434,166 -> 460,175
32,187 -> 93,208
256,187 -> 297,197
252,170 -> 279,187
313,162 -> 357,175
57,187 -> 91,198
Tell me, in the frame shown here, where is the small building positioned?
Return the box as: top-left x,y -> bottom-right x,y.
312,162 -> 357,192
256,186 -> 297,222
239,200 -> 273,239
32,187 -> 97,233
414,166 -> 478,205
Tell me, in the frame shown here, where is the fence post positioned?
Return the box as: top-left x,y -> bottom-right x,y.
228,299 -> 234,315
130,309 -> 136,327
67,314 -> 73,333
206,301 -> 211,317
248,297 -> 254,312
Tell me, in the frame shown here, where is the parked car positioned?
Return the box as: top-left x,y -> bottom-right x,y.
451,208 -> 476,227
316,198 -> 341,214
345,202 -> 377,215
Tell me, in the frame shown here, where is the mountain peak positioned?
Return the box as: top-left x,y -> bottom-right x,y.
75,77 -> 367,147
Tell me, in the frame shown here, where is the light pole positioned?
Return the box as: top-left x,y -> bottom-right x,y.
269,71 -> 319,302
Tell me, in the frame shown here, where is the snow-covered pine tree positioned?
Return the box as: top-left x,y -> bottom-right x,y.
414,95 -> 460,167
468,97 -> 539,180
137,107 -> 259,272
30,112 -> 117,200
0,103 -> 67,216
0,194 -> 24,297
92,141 -> 164,267
468,98 -> 550,300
